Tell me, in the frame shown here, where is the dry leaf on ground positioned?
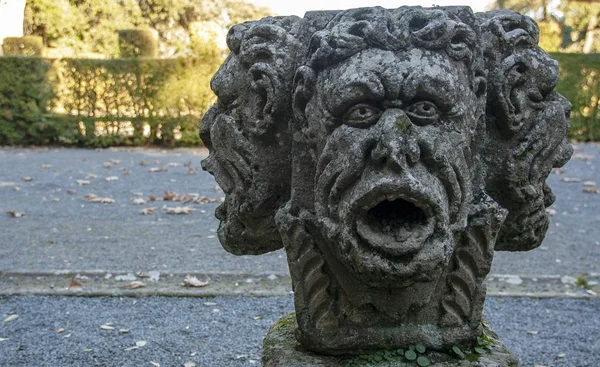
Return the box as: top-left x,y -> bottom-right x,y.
85,194 -> 115,204
168,162 -> 182,167
102,162 -> 112,168
184,362 -> 197,367
139,160 -> 148,166
552,168 -> 565,175
3,314 -> 18,323
67,189 -> 77,195
132,198 -> 146,205
69,277 -> 82,291
100,324 -> 115,330
150,362 -> 160,367
164,206 -> 195,214
110,159 -> 121,164
149,167 -> 168,172
583,187 -> 600,194
163,191 -> 179,201
6,210 -> 25,218
183,275 -> 209,287
124,281 -> 146,289
118,329 -> 130,334
22,177 -> 33,182
561,177 -> 580,183
56,328 -> 65,333
572,154 -> 594,160
583,181 -> 596,187
42,164 -> 53,169
121,169 -> 132,175
85,173 -> 97,179
76,180 -> 91,185
13,186 -> 21,191
105,176 -> 119,182
187,167 -> 196,175
140,207 -> 158,215
545,209 -> 557,216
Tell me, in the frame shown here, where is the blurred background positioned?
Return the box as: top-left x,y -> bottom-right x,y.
0,0 -> 598,147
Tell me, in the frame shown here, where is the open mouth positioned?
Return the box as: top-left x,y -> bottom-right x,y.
355,194 -> 436,257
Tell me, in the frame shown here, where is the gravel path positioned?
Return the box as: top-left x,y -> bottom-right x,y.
1,144 -> 599,277
1,296 -> 598,367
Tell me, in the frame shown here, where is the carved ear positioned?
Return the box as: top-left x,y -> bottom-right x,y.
488,59 -> 528,136
292,66 -> 316,129
246,62 -> 286,136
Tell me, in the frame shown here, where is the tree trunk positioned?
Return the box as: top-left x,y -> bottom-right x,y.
0,0 -> 27,55
583,11 -> 599,54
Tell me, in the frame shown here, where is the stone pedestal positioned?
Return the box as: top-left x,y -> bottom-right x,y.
262,313 -> 520,367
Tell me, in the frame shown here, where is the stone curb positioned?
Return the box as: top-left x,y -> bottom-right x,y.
0,271 -> 598,298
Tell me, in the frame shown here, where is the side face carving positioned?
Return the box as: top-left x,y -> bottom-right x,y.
200,16 -> 300,255
479,10 -> 573,251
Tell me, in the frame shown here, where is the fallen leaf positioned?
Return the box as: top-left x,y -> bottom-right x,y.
527,330 -> 539,335
3,314 -> 18,323
583,187 -> 600,194
183,275 -> 209,287
13,186 -> 21,191
148,195 -> 160,202
583,181 -> 596,187
150,362 -> 161,367
124,281 -> 146,289
137,272 -> 150,278
184,161 -> 192,167
203,302 -> 217,306
551,168 -> 565,175
0,338 -> 8,341
105,176 -> 119,182
110,159 -> 121,164
85,173 -> 97,179
118,329 -> 130,334
545,209 -> 557,216
252,316 -> 264,320
184,362 -> 197,367
102,162 -> 112,168
42,164 -> 53,169
164,206 -> 195,214
556,353 -> 566,359
22,177 -> 34,182
121,169 -> 132,175
136,340 -> 148,347
140,207 -> 158,215
85,194 -> 115,204
100,324 -> 115,330
56,328 -> 65,333
124,346 -> 138,351
561,177 -> 580,183
149,167 -> 168,172
83,349 -> 93,352
67,189 -> 77,195
187,167 -> 196,175
76,180 -> 91,185
168,162 -> 182,167
139,160 -> 148,166
132,198 -> 146,205
572,154 -> 594,160
69,277 -> 82,291
6,210 -> 25,218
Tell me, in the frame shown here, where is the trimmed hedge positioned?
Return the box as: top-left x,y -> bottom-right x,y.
2,36 -> 44,56
1,53 -> 599,146
0,55 -> 218,146
118,29 -> 158,58
552,53 -> 600,142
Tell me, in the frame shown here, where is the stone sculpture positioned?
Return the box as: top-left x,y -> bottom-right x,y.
201,5 -> 572,365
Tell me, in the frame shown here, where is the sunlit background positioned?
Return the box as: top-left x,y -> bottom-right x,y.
0,0 -> 599,146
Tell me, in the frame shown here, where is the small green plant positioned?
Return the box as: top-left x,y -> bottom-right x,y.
345,344 -> 429,366
450,331 -> 495,360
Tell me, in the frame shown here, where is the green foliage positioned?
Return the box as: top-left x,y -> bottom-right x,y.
0,57 -> 53,145
0,54 -> 220,147
24,0 -> 271,58
345,344 -> 429,366
552,53 -> 600,141
2,36 -> 44,56
118,29 -> 158,57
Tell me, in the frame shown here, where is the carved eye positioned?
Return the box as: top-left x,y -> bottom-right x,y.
405,101 -> 440,126
342,104 -> 381,127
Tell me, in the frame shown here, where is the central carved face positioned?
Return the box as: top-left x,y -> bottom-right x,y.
307,48 -> 479,287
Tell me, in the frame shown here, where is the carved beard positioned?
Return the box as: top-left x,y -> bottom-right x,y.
313,121 -> 472,288
497,92 -> 573,249
201,107 -> 281,254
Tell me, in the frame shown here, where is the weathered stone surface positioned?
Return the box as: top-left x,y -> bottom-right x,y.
201,5 -> 571,358
262,313 -> 520,367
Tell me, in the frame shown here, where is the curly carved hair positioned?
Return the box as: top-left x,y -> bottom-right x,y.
307,6 -> 485,91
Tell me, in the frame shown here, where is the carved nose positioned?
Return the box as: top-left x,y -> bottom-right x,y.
370,109 -> 420,169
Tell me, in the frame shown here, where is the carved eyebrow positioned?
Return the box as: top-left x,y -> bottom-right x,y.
326,72 -> 386,115
400,71 -> 458,112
